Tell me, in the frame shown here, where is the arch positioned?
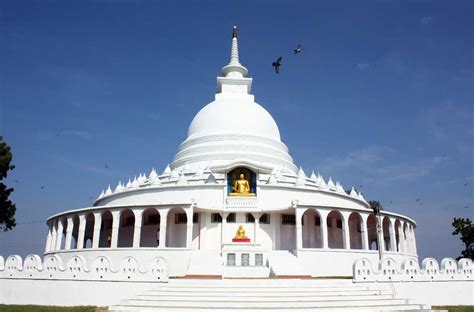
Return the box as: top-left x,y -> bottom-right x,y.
99,210 -> 113,248
301,209 -> 322,248
348,212 -> 363,250
83,213 -> 95,249
382,216 -> 392,251
140,208 -> 161,247
327,210 -> 344,249
367,214 -> 378,250
118,209 -> 135,248
166,207 -> 187,248
395,219 -> 402,252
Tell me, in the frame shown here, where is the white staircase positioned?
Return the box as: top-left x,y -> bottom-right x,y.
109,279 -> 434,311
267,250 -> 309,277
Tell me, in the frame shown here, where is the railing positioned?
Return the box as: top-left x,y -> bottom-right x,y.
225,197 -> 258,209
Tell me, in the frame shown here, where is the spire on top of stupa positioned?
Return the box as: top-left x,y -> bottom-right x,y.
221,26 -> 248,79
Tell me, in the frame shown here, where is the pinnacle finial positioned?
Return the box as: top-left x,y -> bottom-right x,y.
232,26 -> 238,39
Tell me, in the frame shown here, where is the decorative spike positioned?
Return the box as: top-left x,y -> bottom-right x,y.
97,189 -> 105,199
105,185 -> 112,195
327,177 -> 336,190
310,171 -> 317,181
221,26 -> 248,78
319,175 -> 327,189
335,181 -> 344,193
126,179 -> 132,189
115,181 -> 124,192
350,187 -> 357,197
131,177 -> 139,188
162,164 -> 172,175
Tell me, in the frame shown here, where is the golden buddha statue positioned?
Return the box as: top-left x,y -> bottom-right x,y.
229,173 -> 256,196
235,225 -> 248,239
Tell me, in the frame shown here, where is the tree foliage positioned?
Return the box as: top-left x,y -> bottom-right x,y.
452,217 -> 473,260
0,136 -> 16,231
369,200 -> 383,214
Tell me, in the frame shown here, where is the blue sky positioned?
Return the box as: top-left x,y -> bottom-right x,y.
1,0 -> 472,260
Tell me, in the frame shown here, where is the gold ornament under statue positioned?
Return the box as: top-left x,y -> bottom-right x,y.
229,173 -> 256,196
233,225 -> 250,242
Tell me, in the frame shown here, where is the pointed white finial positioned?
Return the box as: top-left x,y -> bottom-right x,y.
221,26 -> 248,78
327,177 -> 336,190
310,171 -> 317,181
162,164 -> 172,175
126,179 -> 132,189
105,185 -> 112,195
97,189 -> 105,199
350,187 -> 357,197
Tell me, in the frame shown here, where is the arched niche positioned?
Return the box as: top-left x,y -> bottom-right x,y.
227,167 -> 257,196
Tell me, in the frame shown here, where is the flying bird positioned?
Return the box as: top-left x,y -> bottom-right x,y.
416,198 -> 420,202
464,206 -> 469,209
40,186 -> 45,189
105,164 -> 108,169
294,44 -> 302,54
272,57 -> 282,74
464,183 -> 468,187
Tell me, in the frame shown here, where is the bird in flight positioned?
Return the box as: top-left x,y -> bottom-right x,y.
272,57 -> 282,74
294,44 -> 302,54
416,198 -> 420,202
464,183 -> 468,187
40,186 -> 45,189
105,164 -> 108,169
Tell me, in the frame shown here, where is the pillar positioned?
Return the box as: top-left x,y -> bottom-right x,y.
376,215 -> 384,252
76,214 -> 86,249
361,213 -> 369,250
341,211 -> 351,249
64,216 -> 73,250
110,210 -> 120,248
319,210 -> 329,249
389,218 -> 396,252
51,221 -> 58,251
252,212 -> 261,244
220,212 -> 229,246
295,208 -> 303,252
55,219 -> 64,250
45,223 -> 53,253
92,211 -> 102,249
132,208 -> 143,248
412,226 -> 418,255
159,208 -> 169,248
186,205 -> 194,249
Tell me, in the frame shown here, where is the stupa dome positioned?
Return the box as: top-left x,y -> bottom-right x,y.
187,99 -> 281,142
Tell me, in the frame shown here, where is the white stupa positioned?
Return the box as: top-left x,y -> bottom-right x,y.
1,26 -> 472,310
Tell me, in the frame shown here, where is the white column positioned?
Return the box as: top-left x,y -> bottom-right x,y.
397,223 -> 404,253
252,212 -> 261,244
55,219 -> 64,250
64,216 -> 73,250
45,223 -> 53,253
341,211 -> 351,249
319,210 -> 329,249
220,212 -> 229,246
132,208 -> 143,248
50,222 -> 58,251
76,214 -> 86,249
295,208 -> 303,252
186,205 -> 194,249
92,211 -> 102,249
412,226 -> 418,255
406,224 -> 412,254
376,215 -> 384,252
159,208 -> 169,248
110,210 -> 120,248
389,218 -> 396,252
360,213 -> 369,250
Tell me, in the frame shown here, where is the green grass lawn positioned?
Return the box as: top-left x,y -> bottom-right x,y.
433,307 -> 474,312
0,306 -> 101,312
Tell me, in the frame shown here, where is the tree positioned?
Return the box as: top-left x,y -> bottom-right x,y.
369,200 -> 383,214
0,136 -> 16,231
452,217 -> 473,260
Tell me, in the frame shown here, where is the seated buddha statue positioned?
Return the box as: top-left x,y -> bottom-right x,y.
229,173 -> 256,196
235,225 -> 248,239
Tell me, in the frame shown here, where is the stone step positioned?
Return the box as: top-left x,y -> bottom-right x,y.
117,298 -> 412,308
141,289 -> 389,297
133,294 -> 395,302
